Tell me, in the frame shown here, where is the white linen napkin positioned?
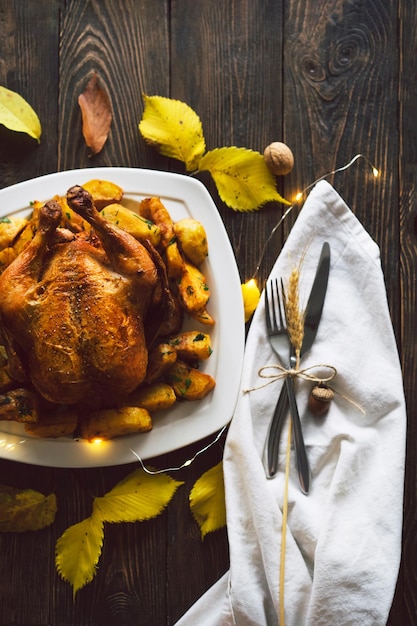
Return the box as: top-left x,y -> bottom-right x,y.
175,180 -> 406,626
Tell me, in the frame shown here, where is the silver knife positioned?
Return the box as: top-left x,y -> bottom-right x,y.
266,242 -> 331,482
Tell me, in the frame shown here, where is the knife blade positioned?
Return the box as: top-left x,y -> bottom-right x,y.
301,241 -> 331,355
266,241 -> 331,481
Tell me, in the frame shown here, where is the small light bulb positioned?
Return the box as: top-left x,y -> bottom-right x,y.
92,438 -> 103,445
245,278 -> 258,289
294,191 -> 303,202
372,167 -> 379,178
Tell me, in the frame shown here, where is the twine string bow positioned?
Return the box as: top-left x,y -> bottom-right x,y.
244,362 -> 338,393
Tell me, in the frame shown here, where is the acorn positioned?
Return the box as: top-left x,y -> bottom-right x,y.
263,141 -> 294,176
308,384 -> 334,417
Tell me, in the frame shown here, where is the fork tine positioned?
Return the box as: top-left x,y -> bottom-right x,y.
264,281 -> 272,333
270,279 -> 279,330
279,278 -> 287,326
265,278 -> 285,333
276,279 -> 285,329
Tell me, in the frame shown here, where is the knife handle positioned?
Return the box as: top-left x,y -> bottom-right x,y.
266,384 -> 289,478
286,377 -> 310,494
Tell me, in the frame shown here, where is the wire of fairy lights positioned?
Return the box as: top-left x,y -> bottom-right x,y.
1,154 -> 379,475
125,425 -> 228,474
252,153 -> 380,281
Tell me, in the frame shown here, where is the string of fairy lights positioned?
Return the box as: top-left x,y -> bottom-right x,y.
0,153 -> 380,473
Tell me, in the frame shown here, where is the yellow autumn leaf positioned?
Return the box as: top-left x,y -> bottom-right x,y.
242,278 -> 261,322
189,462 -> 226,539
198,147 -> 290,211
55,514 -> 104,598
0,86 -> 41,143
139,94 -> 206,171
0,484 -> 56,532
93,468 -> 183,523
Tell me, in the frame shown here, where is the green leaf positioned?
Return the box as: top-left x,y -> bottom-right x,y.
0,484 -> 56,532
198,146 -> 290,211
0,86 -> 41,143
55,514 -> 104,598
139,94 -> 206,171
189,462 -> 226,539
93,468 -> 183,523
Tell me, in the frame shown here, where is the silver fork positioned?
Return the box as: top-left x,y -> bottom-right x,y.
264,279 -> 310,493
263,279 -> 290,475
264,278 -> 289,365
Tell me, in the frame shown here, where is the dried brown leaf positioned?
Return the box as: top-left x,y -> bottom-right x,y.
78,72 -> 112,155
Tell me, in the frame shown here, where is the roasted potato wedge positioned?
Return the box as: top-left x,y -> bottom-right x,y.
12,218 -> 38,256
0,388 -> 39,423
0,247 -> 17,273
169,331 -> 212,362
166,360 -> 215,400
79,406 -> 152,441
173,218 -> 208,266
140,197 -> 174,248
24,408 -> 78,438
54,194 -> 91,233
189,308 -> 216,326
81,179 -> 123,209
176,261 -> 210,314
101,203 -> 161,246
0,216 -> 28,251
165,241 -> 184,278
127,382 -> 176,412
145,343 -> 177,383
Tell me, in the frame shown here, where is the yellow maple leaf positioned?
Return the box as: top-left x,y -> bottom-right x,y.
55,514 -> 104,598
198,147 -> 290,212
93,468 -> 183,523
189,462 -> 226,539
0,86 -> 41,143
139,94 -> 206,171
0,484 -> 56,532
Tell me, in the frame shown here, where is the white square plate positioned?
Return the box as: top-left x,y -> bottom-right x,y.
0,168 -> 245,467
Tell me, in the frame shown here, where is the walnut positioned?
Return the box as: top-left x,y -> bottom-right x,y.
263,141 -> 294,176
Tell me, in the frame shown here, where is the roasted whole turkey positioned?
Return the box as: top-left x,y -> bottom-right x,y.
0,185 -> 166,407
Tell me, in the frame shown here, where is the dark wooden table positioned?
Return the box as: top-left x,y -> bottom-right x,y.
0,1 -> 415,624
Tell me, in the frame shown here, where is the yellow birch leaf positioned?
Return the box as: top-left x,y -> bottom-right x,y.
198,146 -> 290,211
189,462 -> 226,539
139,94 -> 206,171
242,279 -> 261,322
0,484 -> 56,532
93,468 -> 183,523
55,514 -> 104,598
0,86 -> 41,143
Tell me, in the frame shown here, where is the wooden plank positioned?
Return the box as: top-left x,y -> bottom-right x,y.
283,0 -> 400,324
168,1 -> 285,619
282,3 -> 403,624
58,0 -> 170,171
394,0 -> 417,623
0,0 -> 62,186
170,0 -> 287,287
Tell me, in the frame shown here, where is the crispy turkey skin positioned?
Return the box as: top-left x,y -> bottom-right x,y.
0,186 -> 159,406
